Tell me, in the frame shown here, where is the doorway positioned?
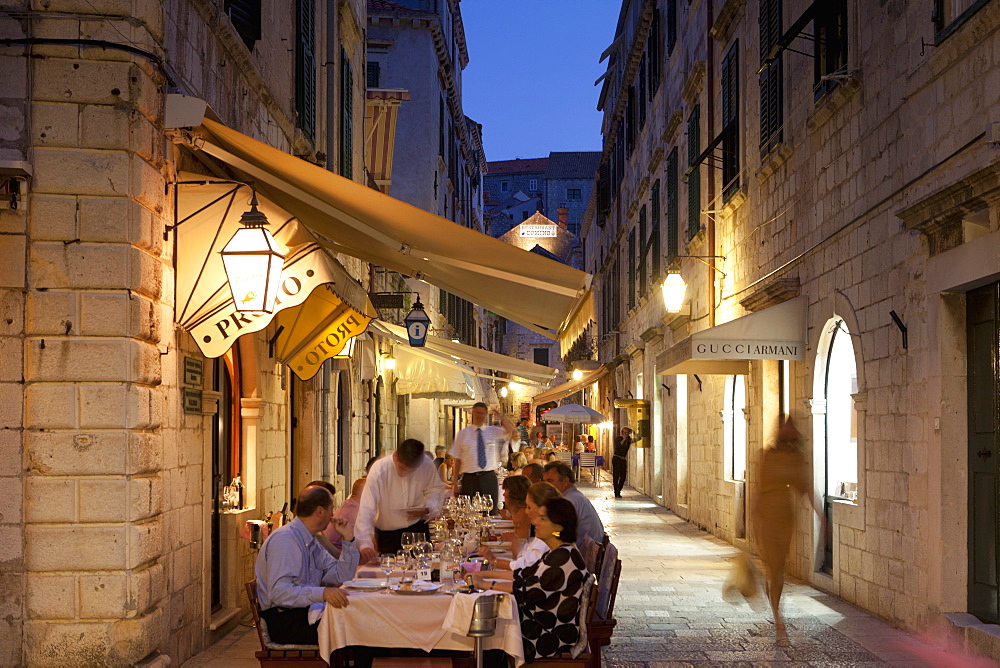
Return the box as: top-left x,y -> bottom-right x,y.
210,356 -> 235,612
968,281 -> 1000,623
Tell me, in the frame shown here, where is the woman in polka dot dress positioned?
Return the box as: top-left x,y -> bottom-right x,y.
498,497 -> 590,661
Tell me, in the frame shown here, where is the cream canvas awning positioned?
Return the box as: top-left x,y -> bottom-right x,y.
656,297 -> 807,375
393,345 -> 479,401
174,177 -> 375,359
558,289 -> 595,357
372,321 -> 556,386
167,101 -> 591,337
531,366 -> 609,406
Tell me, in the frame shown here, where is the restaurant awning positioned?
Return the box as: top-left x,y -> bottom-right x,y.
393,345 -> 479,401
365,89 -> 410,195
273,284 -> 374,381
174,177 -> 375,360
531,366 -> 609,406
166,97 -> 592,337
558,289 -> 595,357
655,297 -> 807,375
372,321 -> 556,386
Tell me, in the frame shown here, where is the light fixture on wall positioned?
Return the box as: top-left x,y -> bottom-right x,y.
220,191 -> 285,313
661,272 -> 688,314
572,368 -> 584,381
499,385 -> 509,398
403,295 -> 431,347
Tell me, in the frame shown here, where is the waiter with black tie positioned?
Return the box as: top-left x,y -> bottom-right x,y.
450,402 -> 515,513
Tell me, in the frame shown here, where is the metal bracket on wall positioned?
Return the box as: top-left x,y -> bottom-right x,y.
889,310 -> 907,350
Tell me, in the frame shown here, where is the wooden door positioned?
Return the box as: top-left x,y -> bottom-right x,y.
968,282 -> 1000,623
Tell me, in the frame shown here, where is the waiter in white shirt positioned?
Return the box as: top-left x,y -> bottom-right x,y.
356,438 -> 445,563
449,402 -> 515,513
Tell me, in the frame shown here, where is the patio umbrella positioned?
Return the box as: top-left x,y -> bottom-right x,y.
540,403 -> 607,424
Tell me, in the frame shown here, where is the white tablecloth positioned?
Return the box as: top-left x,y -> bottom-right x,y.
317,589 -> 524,666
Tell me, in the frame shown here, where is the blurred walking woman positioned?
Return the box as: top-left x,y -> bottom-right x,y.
752,417 -> 822,646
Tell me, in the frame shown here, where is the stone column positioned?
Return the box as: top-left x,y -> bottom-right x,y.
12,5 -> 170,665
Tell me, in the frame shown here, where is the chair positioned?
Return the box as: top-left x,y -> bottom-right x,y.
587,541 -> 623,667
577,535 -> 605,578
244,580 -> 328,667
577,453 -> 597,483
556,451 -> 573,465
528,581 -> 598,667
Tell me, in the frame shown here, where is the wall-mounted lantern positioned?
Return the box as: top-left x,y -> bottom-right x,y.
661,272 -> 688,314
220,192 -> 285,313
403,296 -> 431,347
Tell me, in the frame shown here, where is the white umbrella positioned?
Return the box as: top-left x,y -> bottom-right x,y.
540,403 -> 607,424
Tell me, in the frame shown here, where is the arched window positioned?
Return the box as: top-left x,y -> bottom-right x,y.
723,375 -> 747,481
825,320 -> 858,500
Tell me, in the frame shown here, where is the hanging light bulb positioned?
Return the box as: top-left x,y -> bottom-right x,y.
220,191 -> 285,313
572,368 -> 583,381
499,385 -> 509,398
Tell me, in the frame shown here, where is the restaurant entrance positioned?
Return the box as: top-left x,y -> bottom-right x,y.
967,281 -> 1000,624
210,357 -> 235,611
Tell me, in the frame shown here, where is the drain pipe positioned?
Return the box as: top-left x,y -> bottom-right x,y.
706,0 -> 717,328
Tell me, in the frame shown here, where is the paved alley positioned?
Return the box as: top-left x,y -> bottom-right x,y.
186,475 -> 984,667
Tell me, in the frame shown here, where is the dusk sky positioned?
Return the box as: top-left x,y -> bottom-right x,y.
460,0 -> 622,162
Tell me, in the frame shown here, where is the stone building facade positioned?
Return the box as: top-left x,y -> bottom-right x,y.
582,0 -> 1000,657
0,0 -> 398,664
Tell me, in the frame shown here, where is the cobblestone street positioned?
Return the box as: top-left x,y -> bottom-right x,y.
186,474 -> 981,667
583,476 -> 975,667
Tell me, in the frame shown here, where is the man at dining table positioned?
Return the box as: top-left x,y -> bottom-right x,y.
254,484 -> 360,645
450,402 -> 516,513
356,438 -> 445,563
542,460 -> 605,545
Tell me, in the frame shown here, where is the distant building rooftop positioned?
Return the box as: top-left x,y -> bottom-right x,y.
544,151 -> 601,179
487,157 -> 549,175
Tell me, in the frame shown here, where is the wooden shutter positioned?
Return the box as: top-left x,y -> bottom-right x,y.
686,106 -> 701,240
294,0 -> 316,141
759,0 -> 782,156
666,149 -> 678,260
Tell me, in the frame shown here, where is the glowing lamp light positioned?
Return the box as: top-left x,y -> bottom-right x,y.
221,193 -> 285,313
572,368 -> 583,381
383,356 -> 396,370
499,386 -> 509,398
661,273 -> 687,313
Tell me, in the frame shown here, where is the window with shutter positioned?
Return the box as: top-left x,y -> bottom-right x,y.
628,228 -> 636,310
294,0 -> 315,141
666,0 -> 677,55
226,0 -> 261,51
339,47 -> 353,178
814,0 -> 848,100
638,206 -> 648,297
367,61 -> 381,88
686,106 -> 701,240
934,0 -> 989,38
649,9 -> 661,96
759,0 -> 782,157
650,180 -> 661,284
666,148 -> 678,260
597,161 -> 610,220
638,56 -> 647,130
721,41 -> 740,200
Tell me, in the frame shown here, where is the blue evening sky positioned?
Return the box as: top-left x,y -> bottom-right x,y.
460,0 -> 622,162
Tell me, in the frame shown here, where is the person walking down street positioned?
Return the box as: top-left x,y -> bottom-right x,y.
450,402 -> 515,513
612,427 -> 633,498
752,417 -> 824,646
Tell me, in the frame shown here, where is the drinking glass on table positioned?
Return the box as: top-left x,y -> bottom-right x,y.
379,554 -> 396,592
401,531 -> 416,557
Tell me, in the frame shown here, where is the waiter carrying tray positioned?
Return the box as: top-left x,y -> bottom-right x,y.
450,402 -> 515,513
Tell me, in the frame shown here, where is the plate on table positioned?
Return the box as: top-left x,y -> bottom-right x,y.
342,578 -> 387,591
389,581 -> 443,595
482,540 -> 511,549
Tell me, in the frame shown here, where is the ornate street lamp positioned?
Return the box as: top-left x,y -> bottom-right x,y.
403,296 -> 431,347
220,192 -> 285,313
661,272 -> 687,314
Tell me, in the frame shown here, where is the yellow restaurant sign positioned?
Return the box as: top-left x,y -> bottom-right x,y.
274,284 -> 373,381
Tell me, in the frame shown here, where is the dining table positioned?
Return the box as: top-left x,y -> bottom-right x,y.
316,574 -> 525,666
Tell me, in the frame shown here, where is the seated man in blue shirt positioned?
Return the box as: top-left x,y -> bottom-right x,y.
255,484 -> 360,645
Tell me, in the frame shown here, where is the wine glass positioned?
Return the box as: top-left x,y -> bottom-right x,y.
401,532 -> 416,558
379,554 -> 396,592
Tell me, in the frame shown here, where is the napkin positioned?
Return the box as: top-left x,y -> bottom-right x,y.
442,591 -> 510,636
306,602 -> 325,625
461,561 -> 482,573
